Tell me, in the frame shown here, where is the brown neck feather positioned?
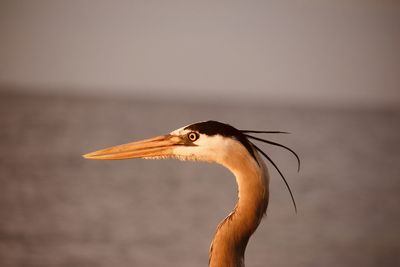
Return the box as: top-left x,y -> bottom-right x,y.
209,147 -> 269,267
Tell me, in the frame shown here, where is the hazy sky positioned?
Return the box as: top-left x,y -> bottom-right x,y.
1,1 -> 399,107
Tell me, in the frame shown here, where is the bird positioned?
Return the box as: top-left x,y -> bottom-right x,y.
83,120 -> 299,267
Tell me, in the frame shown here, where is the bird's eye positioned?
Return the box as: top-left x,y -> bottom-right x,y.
188,132 -> 199,142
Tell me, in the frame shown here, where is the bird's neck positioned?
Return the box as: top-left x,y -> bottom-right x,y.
209,150 -> 269,267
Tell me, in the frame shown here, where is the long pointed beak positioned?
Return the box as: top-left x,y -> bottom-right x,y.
83,134 -> 181,160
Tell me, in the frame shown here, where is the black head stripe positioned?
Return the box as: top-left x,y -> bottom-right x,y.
185,121 -> 257,160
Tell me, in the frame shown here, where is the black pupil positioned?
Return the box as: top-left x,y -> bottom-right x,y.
189,133 -> 197,140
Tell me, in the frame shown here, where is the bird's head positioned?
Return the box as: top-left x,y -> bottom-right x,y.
83,120 -> 299,212
83,120 -> 256,164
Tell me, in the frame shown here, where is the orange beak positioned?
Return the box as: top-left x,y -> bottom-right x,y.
83,134 -> 182,160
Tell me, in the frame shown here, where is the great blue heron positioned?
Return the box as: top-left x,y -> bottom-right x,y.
83,120 -> 299,267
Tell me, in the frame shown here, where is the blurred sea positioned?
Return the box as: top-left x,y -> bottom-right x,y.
0,89 -> 399,267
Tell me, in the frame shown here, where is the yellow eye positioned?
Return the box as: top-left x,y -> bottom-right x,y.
188,132 -> 199,141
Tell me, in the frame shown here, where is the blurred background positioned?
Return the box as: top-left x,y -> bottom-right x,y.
0,1 -> 399,266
